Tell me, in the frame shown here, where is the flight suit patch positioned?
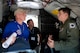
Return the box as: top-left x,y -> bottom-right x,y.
59,28 -> 64,32
69,23 -> 76,28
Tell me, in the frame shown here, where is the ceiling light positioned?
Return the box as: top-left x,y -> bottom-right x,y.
17,1 -> 44,9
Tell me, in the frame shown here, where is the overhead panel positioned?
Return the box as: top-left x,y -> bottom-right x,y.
57,0 -> 80,3
44,1 -> 77,18
56,0 -> 80,17
44,1 -> 64,17
17,1 -> 43,9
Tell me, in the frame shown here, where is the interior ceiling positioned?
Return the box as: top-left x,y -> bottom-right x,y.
11,0 -> 80,17
56,0 -> 80,17
43,0 -> 80,18
56,0 -> 80,3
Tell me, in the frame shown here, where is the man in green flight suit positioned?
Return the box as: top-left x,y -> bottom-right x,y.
47,7 -> 79,53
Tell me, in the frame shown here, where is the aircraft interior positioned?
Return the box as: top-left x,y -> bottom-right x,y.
0,0 -> 80,53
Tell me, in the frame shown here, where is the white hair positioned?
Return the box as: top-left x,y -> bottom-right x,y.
14,8 -> 28,16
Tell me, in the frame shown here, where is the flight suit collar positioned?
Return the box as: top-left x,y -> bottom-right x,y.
60,18 -> 70,26
59,18 -> 70,32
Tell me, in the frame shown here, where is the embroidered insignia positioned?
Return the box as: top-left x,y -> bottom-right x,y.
55,22 -> 59,29
69,23 -> 76,28
59,28 -> 64,32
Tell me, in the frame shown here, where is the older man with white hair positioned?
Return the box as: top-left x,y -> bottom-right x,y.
1,8 -> 30,52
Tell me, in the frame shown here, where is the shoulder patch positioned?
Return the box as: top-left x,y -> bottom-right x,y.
69,23 -> 76,28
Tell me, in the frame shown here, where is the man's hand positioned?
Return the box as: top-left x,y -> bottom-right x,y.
37,34 -> 41,45
47,38 -> 54,48
5,36 -> 16,45
10,36 -> 16,45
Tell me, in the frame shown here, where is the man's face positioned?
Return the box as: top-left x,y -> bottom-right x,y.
16,12 -> 26,21
57,10 -> 68,22
28,20 -> 34,27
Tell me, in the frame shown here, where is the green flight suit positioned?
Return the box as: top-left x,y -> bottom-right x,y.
54,18 -> 79,53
